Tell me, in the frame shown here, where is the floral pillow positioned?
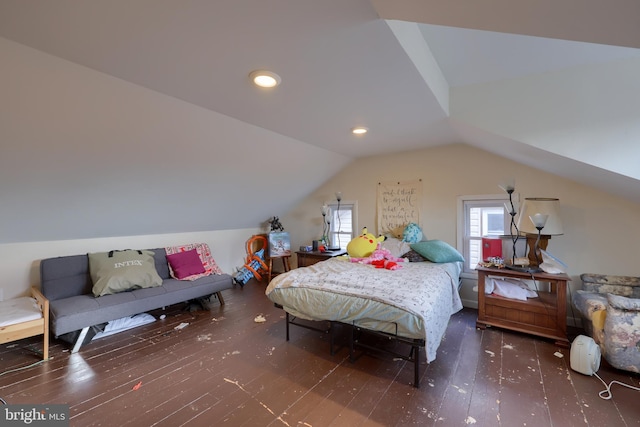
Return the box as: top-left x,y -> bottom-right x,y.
165,243 -> 223,280
402,222 -> 423,243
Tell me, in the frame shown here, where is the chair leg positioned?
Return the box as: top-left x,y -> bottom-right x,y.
414,345 -> 420,388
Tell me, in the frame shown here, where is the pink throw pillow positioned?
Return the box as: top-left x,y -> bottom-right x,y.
166,249 -> 206,280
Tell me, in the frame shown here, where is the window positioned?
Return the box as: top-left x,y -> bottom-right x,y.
326,201 -> 357,249
457,194 -> 514,276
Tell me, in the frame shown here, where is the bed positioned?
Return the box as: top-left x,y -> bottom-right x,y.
0,287 -> 49,360
265,257 -> 463,387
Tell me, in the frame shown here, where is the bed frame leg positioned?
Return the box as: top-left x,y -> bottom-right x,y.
71,327 -> 90,354
285,312 -> 290,341
349,326 -> 356,363
414,345 -> 420,388
329,322 -> 334,355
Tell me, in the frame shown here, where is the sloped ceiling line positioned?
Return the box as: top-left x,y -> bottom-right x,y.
384,20 -> 450,115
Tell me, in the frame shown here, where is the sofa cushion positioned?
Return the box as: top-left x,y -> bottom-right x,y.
604,293 -> 640,373
41,254 -> 92,301
607,293 -> 640,311
572,290 -> 608,346
580,273 -> 640,298
89,250 -> 163,297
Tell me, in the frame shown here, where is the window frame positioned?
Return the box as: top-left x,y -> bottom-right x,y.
326,201 -> 357,249
456,193 -> 518,279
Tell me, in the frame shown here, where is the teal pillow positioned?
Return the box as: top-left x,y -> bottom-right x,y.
410,240 -> 464,263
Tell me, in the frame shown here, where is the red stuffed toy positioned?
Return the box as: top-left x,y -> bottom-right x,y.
350,245 -> 406,270
370,258 -> 399,270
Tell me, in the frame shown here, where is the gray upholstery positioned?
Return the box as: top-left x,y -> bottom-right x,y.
40,248 -> 234,337
572,273 -> 640,373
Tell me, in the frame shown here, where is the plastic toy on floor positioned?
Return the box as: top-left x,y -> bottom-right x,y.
234,235 -> 269,286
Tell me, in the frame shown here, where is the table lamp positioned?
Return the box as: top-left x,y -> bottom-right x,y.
516,198 -> 563,268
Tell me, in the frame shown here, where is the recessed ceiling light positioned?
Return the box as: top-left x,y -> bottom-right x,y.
351,127 -> 368,135
249,70 -> 281,88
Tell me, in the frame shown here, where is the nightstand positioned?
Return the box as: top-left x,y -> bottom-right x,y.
475,265 -> 570,347
296,250 -> 347,268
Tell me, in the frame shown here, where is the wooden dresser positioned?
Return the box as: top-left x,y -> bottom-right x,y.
475,265 -> 570,347
296,250 -> 347,268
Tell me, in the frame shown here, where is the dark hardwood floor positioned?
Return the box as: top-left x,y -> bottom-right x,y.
1,280 -> 639,426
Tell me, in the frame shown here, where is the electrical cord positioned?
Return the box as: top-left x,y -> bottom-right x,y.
0,356 -> 50,405
0,358 -> 47,377
594,372 -> 640,400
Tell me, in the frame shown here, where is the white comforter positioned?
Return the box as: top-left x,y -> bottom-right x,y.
266,258 -> 463,362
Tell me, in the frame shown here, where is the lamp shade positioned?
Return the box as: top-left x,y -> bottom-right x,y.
516,198 -> 563,235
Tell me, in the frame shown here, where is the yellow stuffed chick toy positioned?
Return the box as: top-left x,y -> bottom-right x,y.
346,227 -> 385,259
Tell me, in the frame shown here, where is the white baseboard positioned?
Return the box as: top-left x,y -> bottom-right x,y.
461,298 -> 478,309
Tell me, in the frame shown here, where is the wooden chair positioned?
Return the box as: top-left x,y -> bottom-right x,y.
0,287 -> 49,360
267,255 -> 291,282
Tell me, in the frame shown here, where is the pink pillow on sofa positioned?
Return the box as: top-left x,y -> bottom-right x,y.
166,249 -> 206,280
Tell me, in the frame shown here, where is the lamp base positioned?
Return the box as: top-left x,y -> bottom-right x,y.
504,256 -> 542,274
505,264 -> 543,274
326,246 -> 341,252
525,234 -> 551,267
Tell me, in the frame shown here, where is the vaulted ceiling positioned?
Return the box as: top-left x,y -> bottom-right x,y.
1,1 -> 639,242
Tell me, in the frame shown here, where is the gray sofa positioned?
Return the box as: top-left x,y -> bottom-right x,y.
40,247 -> 234,352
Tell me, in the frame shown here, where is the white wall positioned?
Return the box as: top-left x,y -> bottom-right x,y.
452,57 -> 640,180
0,36 -> 350,244
0,37 -> 349,301
281,143 -> 640,324
0,227 -> 263,301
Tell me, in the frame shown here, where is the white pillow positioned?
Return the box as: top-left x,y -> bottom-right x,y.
380,237 -> 412,258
